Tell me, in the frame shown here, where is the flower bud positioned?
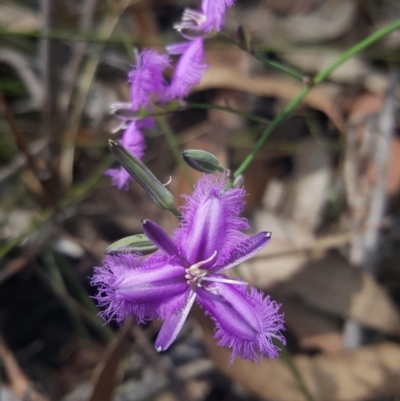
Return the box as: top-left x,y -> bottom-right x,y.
182,149 -> 225,174
105,234 -> 158,255
108,140 -> 176,211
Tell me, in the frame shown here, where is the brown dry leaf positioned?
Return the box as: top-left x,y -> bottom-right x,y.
197,66 -> 344,132
348,93 -> 400,196
196,313 -> 400,401
350,274 -> 400,335
269,254 -> 400,336
299,332 -> 344,354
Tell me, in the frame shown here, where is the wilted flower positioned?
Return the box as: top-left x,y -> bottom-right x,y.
92,175 -> 285,363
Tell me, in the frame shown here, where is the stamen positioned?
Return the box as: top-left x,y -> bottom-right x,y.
189,250 -> 217,272
181,9 -> 207,25
201,277 -> 248,286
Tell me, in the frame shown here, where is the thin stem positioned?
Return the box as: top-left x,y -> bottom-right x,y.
219,31 -> 304,81
187,102 -> 270,125
234,19 -> 400,179
155,116 -> 193,186
252,52 -> 305,82
280,347 -> 314,401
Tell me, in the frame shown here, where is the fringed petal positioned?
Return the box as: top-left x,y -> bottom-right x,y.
196,282 -> 285,363
212,231 -> 271,272
174,174 -> 248,267
129,50 -> 170,111
164,39 -> 206,101
92,253 -> 187,324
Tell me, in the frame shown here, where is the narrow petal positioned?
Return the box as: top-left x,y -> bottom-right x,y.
155,290 -> 196,351
166,42 -> 191,55
142,219 -> 181,259
92,253 -> 187,323
196,282 -> 285,363
164,39 -> 206,101
212,232 -> 271,272
174,175 -> 248,268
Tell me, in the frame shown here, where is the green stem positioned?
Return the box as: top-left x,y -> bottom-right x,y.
155,116 -> 193,186
234,18 -> 400,179
252,52 -> 304,81
219,31 -> 304,81
187,102 -> 269,125
280,347 -> 314,401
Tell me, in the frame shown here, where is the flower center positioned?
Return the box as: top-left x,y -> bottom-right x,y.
185,251 -> 217,288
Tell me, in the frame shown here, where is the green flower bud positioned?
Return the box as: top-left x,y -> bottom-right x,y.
108,140 -> 176,212
182,149 -> 225,174
105,233 -> 157,255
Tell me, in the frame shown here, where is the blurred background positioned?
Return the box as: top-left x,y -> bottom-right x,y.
1,0 -> 400,400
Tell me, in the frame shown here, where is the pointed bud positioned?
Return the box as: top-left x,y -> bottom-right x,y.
182,150 -> 225,174
108,140 -> 176,211
105,233 -> 158,255
237,26 -> 253,54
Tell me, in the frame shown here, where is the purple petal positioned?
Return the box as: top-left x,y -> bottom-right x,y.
129,50 -> 170,111
201,0 -> 235,32
164,39 -> 206,101
92,253 -> 187,323
155,289 -> 196,351
142,219 -> 181,259
196,282 -> 285,363
174,175 -> 248,268
212,232 -> 271,272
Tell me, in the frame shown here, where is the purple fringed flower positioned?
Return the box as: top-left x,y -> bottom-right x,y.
164,39 -> 206,101
105,119 -> 152,190
128,49 -> 170,112
92,175 -> 285,363
174,0 -> 236,39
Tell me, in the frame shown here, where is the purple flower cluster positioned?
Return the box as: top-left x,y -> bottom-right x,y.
107,0 -> 237,190
92,175 -> 285,363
